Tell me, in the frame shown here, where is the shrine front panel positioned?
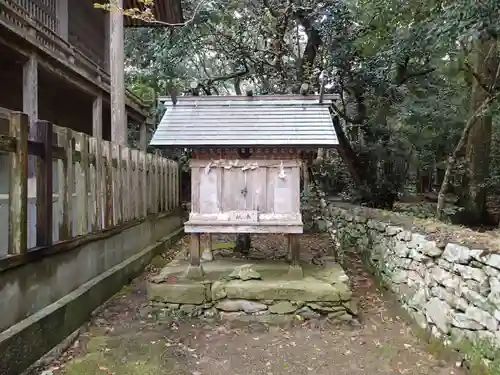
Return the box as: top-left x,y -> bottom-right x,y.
190,159 -> 301,219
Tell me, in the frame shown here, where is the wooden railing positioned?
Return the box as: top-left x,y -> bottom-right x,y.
0,107 -> 179,262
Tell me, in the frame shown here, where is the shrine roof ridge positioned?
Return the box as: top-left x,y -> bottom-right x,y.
150,94 -> 340,148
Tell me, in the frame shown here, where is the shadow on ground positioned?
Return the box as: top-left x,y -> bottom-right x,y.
41,234 -> 466,375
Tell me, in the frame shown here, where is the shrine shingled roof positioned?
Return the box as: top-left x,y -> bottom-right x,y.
149,95 -> 339,148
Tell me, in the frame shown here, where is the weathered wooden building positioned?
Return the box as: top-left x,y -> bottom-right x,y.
0,0 -> 183,139
0,0 -> 183,248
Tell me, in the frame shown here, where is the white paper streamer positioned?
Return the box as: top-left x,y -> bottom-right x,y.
278,160 -> 286,179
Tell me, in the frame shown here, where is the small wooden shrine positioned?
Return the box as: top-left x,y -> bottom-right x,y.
150,94 -> 339,278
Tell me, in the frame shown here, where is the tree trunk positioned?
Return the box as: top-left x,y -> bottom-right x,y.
462,38 -> 498,223
436,91 -> 497,221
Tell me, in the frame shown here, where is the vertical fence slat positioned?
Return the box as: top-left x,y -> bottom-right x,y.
60,128 -> 73,240
129,150 -> 134,220
141,152 -> 147,217
169,160 -> 174,210
147,153 -> 152,215
94,137 -> 103,230
151,154 -> 155,214
75,133 -> 84,235
125,147 -> 132,221
132,149 -> 139,219
35,120 -> 53,247
56,130 -> 64,241
82,133 -> 90,232
163,159 -> 168,212
166,160 -> 171,211
75,132 -> 89,235
114,144 -> 122,224
158,155 -> 163,213
154,151 -> 159,213
174,161 -> 178,208
104,141 -> 113,228
9,112 -> 28,254
88,138 -> 97,231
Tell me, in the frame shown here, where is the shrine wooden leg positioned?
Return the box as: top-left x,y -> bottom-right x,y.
287,234 -> 303,278
185,233 -> 204,278
201,234 -> 214,261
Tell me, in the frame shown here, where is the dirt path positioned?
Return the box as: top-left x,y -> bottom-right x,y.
41,235 -> 466,375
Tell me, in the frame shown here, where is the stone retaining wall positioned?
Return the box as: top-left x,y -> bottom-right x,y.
320,202 -> 500,356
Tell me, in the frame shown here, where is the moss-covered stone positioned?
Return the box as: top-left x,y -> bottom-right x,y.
269,301 -> 296,314
147,281 -> 207,304
218,277 -> 351,302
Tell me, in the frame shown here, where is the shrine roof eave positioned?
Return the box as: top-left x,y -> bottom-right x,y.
150,144 -> 340,151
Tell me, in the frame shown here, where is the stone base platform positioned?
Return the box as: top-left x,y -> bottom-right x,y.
147,257 -> 357,323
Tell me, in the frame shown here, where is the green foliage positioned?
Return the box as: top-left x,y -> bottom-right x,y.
123,0 -> 500,224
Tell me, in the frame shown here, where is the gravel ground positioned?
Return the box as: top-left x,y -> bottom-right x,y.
40,234 -> 466,375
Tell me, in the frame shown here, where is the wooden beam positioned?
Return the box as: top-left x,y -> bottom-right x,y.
109,3 -> 127,145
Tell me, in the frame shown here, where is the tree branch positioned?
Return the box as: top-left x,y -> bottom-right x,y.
399,67 -> 436,85
192,61 -> 250,95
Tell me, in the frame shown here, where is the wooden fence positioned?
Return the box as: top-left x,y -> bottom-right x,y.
0,108 -> 179,262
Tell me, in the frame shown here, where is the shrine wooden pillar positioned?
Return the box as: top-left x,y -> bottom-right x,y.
109,1 -> 127,145
186,233 -> 204,278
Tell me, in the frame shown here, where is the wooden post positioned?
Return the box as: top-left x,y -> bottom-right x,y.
109,1 -> 127,145
287,234 -> 303,278
9,112 -> 29,254
35,120 -> 53,247
185,233 -> 204,279
23,54 -> 37,129
139,122 -> 147,151
201,234 -> 213,261
23,53 -> 37,197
